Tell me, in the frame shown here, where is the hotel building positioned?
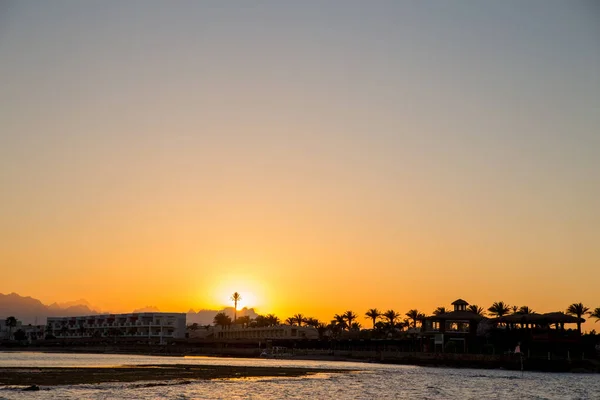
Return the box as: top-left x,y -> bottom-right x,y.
47,312 -> 186,341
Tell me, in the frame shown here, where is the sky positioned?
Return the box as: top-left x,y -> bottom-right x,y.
1,1 -> 599,328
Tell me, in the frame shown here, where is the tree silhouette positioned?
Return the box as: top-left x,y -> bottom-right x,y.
566,303 -> 590,333
304,317 -> 320,328
236,315 -> 251,327
187,323 -> 199,331
4,316 -> 17,340
230,292 -> 242,322
344,311 -> 358,329
213,312 -> 232,328
433,307 -> 447,316
365,309 -> 381,329
405,309 -> 424,328
383,310 -> 400,330
467,305 -> 486,316
488,302 -> 511,317
511,305 -> 519,314
285,317 -> 296,326
265,314 -> 280,326
590,308 -> 600,322
333,314 -> 348,331
517,306 -> 535,314
293,314 -> 305,326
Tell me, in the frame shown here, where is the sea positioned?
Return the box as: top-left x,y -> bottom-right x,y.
0,352 -> 599,399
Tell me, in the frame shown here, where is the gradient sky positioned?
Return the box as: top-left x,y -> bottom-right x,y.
1,1 -> 599,327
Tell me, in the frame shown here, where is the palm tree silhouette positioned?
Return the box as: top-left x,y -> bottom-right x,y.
517,306 -> 535,314
383,310 -> 400,330
511,305 -> 519,314
265,314 -> 280,326
285,317 -> 296,326
365,309 -> 381,329
566,303 -> 590,333
333,314 -> 348,330
488,302 -> 511,317
433,307 -> 447,316
467,305 -> 485,316
213,312 -> 232,328
590,308 -> 600,322
344,311 -> 358,329
405,309 -> 425,328
5,316 -> 17,340
230,292 -> 242,322
293,314 -> 305,326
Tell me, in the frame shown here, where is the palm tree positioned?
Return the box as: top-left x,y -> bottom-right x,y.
566,303 -> 590,333
517,306 -> 535,314
236,315 -> 251,327
467,305 -> 485,316
405,309 -> 423,328
433,307 -> 447,316
511,305 -> 519,314
488,302 -> 511,318
265,314 -> 280,326
350,321 -> 361,331
383,310 -> 400,329
293,314 -> 305,326
304,317 -> 320,328
213,312 -> 232,328
285,317 -> 296,326
365,309 -> 381,329
590,308 -> 600,322
4,316 -> 17,340
333,314 -> 348,330
344,311 -> 358,329
230,292 -> 242,322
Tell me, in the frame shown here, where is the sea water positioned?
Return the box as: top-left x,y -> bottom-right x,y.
0,352 -> 598,399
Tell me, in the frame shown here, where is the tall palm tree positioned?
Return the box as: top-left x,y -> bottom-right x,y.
285,317 -> 296,326
405,309 -> 423,328
344,311 -> 358,329
365,309 -> 381,329
467,305 -> 485,316
488,302 -> 511,318
5,316 -> 17,340
566,303 -> 590,333
433,307 -> 447,316
383,310 -> 400,329
230,292 -> 242,322
590,308 -> 600,322
518,306 -> 535,314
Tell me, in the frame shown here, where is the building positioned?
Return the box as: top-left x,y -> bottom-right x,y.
191,325 -> 319,341
47,313 -> 186,342
422,299 -> 485,352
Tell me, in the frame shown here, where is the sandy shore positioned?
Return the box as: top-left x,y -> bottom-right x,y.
0,364 -> 348,387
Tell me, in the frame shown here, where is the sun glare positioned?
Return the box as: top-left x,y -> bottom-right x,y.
207,272 -> 269,312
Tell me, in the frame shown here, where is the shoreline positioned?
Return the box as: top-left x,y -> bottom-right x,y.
0,364 -> 349,387
2,347 -> 598,374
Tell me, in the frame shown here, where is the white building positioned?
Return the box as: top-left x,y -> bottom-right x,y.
198,325 -> 319,340
47,313 -> 186,341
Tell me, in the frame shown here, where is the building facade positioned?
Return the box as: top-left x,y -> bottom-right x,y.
47,313 -> 186,341
192,325 -> 319,340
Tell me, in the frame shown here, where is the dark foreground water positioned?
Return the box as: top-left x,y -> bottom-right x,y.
1,352 -> 598,399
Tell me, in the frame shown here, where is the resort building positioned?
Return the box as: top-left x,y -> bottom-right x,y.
422,299 -> 486,352
190,325 -> 319,341
46,313 -> 186,342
